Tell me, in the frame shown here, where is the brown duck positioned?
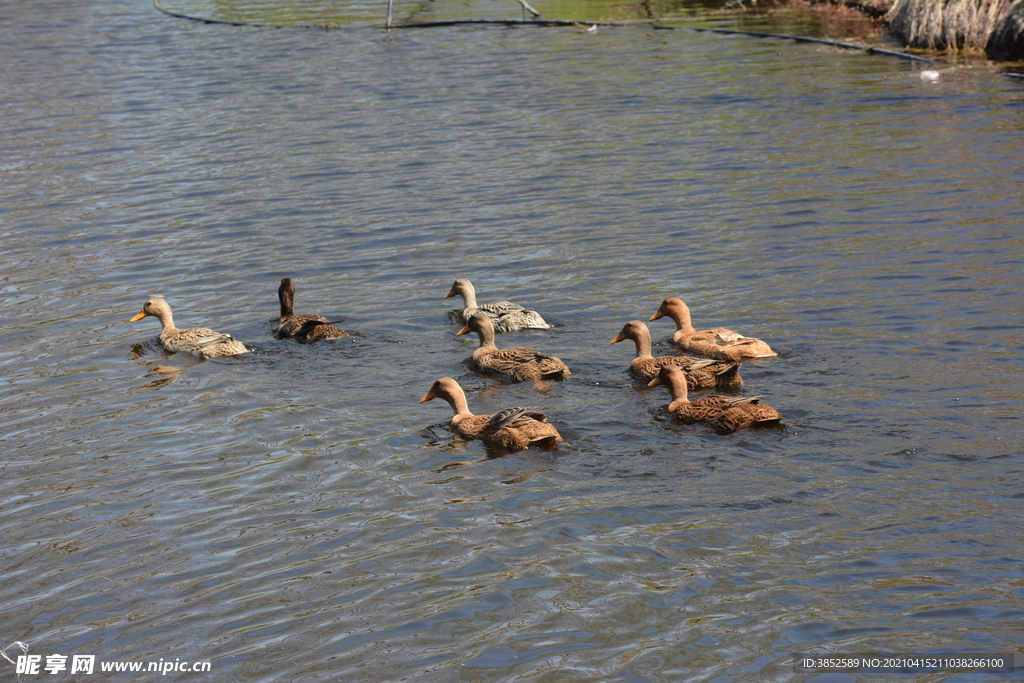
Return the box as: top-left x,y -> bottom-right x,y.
649,297 -> 776,361
610,320 -> 741,389
649,365 -> 783,434
277,278 -> 347,341
419,377 -> 562,451
457,312 -> 570,383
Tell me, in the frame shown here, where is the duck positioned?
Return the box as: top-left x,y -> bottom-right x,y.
129,296 -> 248,359
277,278 -> 347,341
649,297 -> 776,361
649,365 -> 783,434
457,312 -> 570,383
610,320 -> 741,388
419,377 -> 562,451
444,277 -> 550,332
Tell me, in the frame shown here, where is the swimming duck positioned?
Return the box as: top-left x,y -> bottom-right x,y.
129,296 -> 248,359
277,278 -> 347,341
649,297 -> 776,361
610,320 -> 741,388
649,365 -> 783,434
444,278 -> 550,332
457,312 -> 570,383
419,377 -> 562,451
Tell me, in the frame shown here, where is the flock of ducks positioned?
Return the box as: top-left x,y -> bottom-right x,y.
128,278 -> 783,452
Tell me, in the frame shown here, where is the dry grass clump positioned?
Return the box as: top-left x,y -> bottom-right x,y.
986,1 -> 1024,58
886,0 -> 1015,49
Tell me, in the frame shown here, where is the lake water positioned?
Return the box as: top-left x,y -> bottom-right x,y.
2,1 -> 1023,681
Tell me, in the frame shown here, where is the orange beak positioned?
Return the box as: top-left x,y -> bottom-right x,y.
647,376 -> 662,387
419,392 -> 436,403
456,326 -> 471,336
649,310 -> 664,321
609,333 -> 624,344
129,310 -> 147,322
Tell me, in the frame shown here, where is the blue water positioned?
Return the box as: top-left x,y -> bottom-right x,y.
1,1 -> 1023,681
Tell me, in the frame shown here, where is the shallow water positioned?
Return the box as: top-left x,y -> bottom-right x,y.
2,1 -> 1023,682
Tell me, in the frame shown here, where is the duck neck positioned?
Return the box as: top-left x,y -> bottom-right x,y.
631,329 -> 653,360
279,287 -> 296,318
474,322 -> 498,352
665,373 -> 692,412
444,387 -> 475,424
460,284 -> 478,312
670,302 -> 697,335
154,307 -> 178,334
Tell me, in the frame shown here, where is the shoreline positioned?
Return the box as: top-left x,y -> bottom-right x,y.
789,0 -> 1024,59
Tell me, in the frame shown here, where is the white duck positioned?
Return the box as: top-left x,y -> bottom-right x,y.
444,278 -> 549,332
129,296 -> 248,359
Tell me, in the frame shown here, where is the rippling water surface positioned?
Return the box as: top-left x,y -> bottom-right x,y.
2,1 -> 1023,681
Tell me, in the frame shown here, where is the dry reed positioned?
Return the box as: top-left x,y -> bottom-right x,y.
886,0 -> 1016,50
986,1 -> 1024,58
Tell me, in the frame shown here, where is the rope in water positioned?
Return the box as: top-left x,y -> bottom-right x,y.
154,0 -> 251,25
689,26 -> 936,63
152,0 -> 941,66
392,18 -> 634,28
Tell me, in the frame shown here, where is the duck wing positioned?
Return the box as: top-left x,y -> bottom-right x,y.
628,355 -> 707,382
482,414 -> 562,451
279,313 -> 330,338
486,407 -> 550,429
492,308 -> 550,332
677,330 -> 776,361
294,318 -> 348,342
476,347 -> 570,382
713,402 -> 784,434
470,302 -> 550,332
